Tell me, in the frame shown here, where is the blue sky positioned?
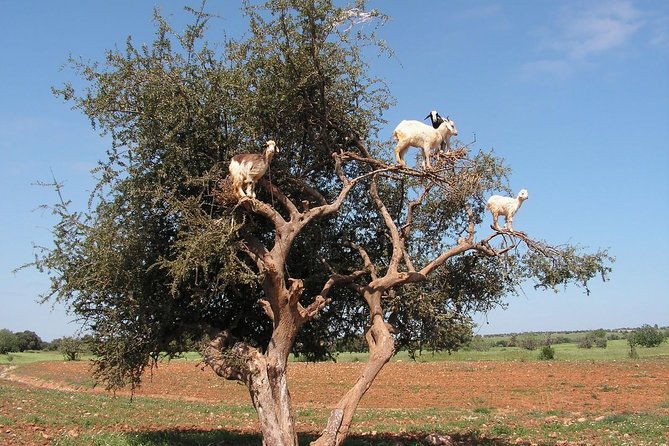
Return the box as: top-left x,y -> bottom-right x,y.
1,1 -> 667,341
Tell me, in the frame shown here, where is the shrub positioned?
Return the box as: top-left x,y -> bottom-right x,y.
629,325 -> 666,348
551,335 -> 573,345
628,338 -> 639,359
58,337 -> 84,361
538,345 -> 555,360
578,337 -> 593,349
518,335 -> 540,351
578,330 -> 607,349
467,336 -> 491,352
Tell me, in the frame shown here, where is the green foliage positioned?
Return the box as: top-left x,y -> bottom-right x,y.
578,329 -> 608,349
391,254 -> 520,357
629,324 -> 667,348
628,338 -> 639,359
518,335 -> 540,351
14,330 -> 44,351
27,0 -> 395,389
522,243 -> 613,295
59,336 -> 85,361
467,336 -> 491,352
538,345 -> 555,360
0,329 -> 19,354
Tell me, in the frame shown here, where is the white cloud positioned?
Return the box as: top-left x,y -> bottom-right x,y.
524,0 -> 646,79
556,0 -> 643,59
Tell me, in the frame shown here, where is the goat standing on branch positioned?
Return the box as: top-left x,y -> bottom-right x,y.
486,189 -> 529,232
393,114 -> 458,169
228,140 -> 278,199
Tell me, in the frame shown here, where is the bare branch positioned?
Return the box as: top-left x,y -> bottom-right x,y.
298,269 -> 368,324
419,241 -> 474,278
257,299 -> 275,321
287,278 -> 305,305
402,184 -> 433,240
298,295 -> 329,322
285,178 -> 328,206
465,205 -> 477,243
238,231 -> 269,270
369,175 -> 404,274
239,196 -> 287,229
346,242 -> 378,281
258,178 -> 300,220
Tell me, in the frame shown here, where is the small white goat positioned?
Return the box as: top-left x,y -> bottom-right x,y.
393,115 -> 458,169
486,189 -> 529,232
228,140 -> 278,199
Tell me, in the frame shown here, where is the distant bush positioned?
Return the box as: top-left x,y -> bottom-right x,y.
578,337 -> 593,349
58,337 -> 85,361
466,336 -> 491,352
550,335 -> 573,345
518,335 -> 539,351
578,330 -> 607,349
0,329 -> 19,354
628,338 -> 639,359
629,325 -> 667,348
538,345 -> 555,360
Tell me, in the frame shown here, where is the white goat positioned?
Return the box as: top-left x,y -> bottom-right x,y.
486,189 -> 529,232
393,115 -> 458,169
228,140 -> 278,199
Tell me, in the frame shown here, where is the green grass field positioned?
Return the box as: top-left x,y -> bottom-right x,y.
3,338 -> 668,366
333,339 -> 669,363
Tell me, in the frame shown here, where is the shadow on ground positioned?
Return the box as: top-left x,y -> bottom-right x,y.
126,428 -> 543,446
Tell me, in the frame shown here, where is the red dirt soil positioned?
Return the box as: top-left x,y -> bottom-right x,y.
2,359 -> 668,445
7,359 -> 669,413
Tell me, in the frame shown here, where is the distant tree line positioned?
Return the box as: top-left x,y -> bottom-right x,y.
0,329 -> 95,360
2,325 -> 667,360
0,329 -> 45,353
0,329 -> 208,360
463,326 -> 668,352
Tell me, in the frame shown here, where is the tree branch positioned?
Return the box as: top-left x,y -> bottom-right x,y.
345,241 -> 378,281
259,178 -> 300,220
369,175 -> 404,274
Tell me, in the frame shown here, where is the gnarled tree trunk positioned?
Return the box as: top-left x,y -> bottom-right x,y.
203,324 -> 300,446
312,309 -> 395,446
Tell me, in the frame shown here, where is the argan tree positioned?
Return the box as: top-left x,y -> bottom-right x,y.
31,2 -> 613,445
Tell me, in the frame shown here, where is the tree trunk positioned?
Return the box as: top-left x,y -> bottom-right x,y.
311,311 -> 395,446
203,331 -> 298,446
248,354 -> 298,446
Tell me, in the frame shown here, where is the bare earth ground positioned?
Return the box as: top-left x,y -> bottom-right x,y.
1,359 -> 668,445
